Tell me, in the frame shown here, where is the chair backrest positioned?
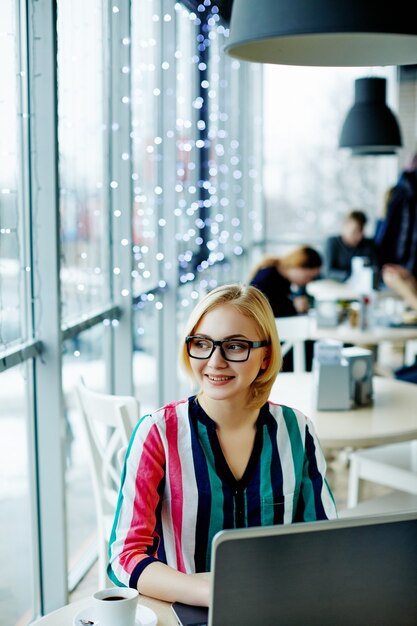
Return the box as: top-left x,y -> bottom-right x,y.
75,378 -> 140,517
276,315 -> 310,371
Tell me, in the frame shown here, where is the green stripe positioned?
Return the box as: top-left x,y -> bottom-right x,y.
197,420 -> 225,571
281,405 -> 305,515
282,408 -> 324,520
240,491 -> 248,527
259,424 -> 274,525
300,453 -> 318,520
108,415 -> 148,581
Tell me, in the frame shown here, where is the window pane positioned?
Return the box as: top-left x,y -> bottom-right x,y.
0,364 -> 37,625
131,0 -> 161,296
63,324 -> 108,587
0,0 -> 28,348
130,0 -> 163,411
205,19 -> 247,279
263,65 -> 398,248
174,5 -> 200,279
57,0 -> 111,324
133,303 -> 158,415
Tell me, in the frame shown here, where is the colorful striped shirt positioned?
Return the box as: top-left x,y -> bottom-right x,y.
108,396 -> 337,588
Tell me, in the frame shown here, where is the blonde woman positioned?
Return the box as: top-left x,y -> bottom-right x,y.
108,284 -> 336,607
249,245 -> 322,317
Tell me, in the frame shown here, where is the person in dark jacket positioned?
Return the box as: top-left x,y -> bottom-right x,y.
382,263 -> 417,384
375,154 -> 417,277
324,209 -> 376,282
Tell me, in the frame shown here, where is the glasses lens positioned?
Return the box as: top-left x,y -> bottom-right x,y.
222,340 -> 250,361
187,337 -> 214,358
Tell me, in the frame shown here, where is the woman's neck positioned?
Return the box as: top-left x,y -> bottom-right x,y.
197,393 -> 260,431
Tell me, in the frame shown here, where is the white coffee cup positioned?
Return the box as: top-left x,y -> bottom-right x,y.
92,586 -> 138,626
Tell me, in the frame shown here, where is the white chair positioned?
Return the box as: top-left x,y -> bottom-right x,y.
75,378 -> 140,588
276,315 -> 311,372
346,440 -> 417,516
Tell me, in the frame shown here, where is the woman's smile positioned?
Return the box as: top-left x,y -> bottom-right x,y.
206,373 -> 235,384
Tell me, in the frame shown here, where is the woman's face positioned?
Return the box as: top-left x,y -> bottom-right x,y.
189,304 -> 270,404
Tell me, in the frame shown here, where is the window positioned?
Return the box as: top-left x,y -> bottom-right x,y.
0,0 -> 29,349
58,0 -> 111,324
0,2 -> 40,622
263,65 -> 399,253
0,365 -> 38,624
63,325 -> 108,587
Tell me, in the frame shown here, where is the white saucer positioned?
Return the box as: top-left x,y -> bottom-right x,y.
73,603 -> 157,626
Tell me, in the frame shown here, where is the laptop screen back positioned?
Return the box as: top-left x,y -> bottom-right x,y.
209,512 -> 417,626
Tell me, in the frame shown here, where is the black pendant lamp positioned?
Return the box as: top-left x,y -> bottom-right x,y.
339,77 -> 402,156
224,0 -> 417,67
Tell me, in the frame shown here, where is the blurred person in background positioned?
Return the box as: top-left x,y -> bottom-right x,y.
382,263 -> 417,384
324,209 -> 377,282
248,245 -> 322,318
248,245 -> 322,372
376,153 -> 417,277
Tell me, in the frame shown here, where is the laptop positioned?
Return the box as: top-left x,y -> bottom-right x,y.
172,511 -> 417,626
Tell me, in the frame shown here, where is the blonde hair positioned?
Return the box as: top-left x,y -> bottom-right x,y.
248,245 -> 322,281
179,283 -> 282,410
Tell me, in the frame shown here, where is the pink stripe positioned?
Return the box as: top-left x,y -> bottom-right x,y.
165,402 -> 186,572
119,424 -> 165,573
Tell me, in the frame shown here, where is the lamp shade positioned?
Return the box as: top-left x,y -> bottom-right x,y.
225,0 -> 417,66
339,77 -> 402,155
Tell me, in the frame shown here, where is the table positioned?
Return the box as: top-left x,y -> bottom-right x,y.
306,278 -> 362,301
276,315 -> 417,372
311,320 -> 417,346
270,372 -> 417,450
33,574 -> 211,625
312,319 -> 417,376
33,593 -> 182,625
306,278 -> 404,304
305,280 -> 417,361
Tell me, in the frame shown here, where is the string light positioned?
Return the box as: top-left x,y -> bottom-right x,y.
129,0 -> 262,330
0,6 -> 27,351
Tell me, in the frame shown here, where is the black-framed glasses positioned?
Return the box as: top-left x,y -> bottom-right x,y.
185,336 -> 270,362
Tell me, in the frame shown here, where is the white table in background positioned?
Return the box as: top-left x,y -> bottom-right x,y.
275,315 -> 417,372
270,372 -> 417,451
306,278 -> 361,301
311,321 -> 417,346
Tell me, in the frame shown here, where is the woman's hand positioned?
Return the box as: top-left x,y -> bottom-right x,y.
138,562 -> 211,606
382,265 -> 416,293
382,264 -> 417,311
382,264 -> 413,282
293,295 -> 310,314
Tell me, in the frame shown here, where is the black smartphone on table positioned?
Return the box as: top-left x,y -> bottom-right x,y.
171,601 -> 209,626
